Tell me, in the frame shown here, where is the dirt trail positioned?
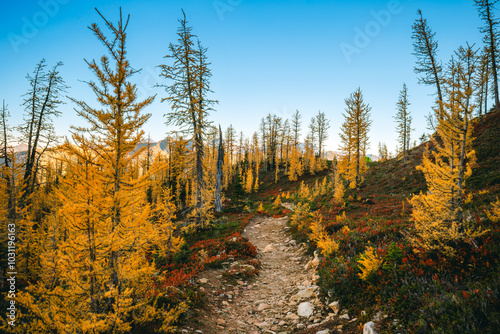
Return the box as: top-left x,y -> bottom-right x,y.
187,203 -> 335,334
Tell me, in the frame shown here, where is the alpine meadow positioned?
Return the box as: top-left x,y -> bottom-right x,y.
2,1 -> 500,333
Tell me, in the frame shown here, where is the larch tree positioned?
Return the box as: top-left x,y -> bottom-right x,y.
0,101 -> 13,216
308,116 -> 317,154
159,10 -> 216,226
340,88 -> 372,189
19,59 -> 66,204
264,114 -> 282,169
410,45 -> 480,257
378,141 -> 389,162
315,110 -> 330,159
224,124 -> 236,187
412,9 -> 443,129
475,0 -> 500,111
16,9 -> 186,333
215,125 -> 224,212
291,109 -> 302,148
476,47 -> 491,115
394,83 -> 413,163
287,145 -> 302,181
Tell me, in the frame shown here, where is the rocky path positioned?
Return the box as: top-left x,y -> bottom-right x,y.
186,203 -> 344,334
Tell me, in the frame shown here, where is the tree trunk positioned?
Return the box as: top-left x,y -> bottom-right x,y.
486,4 -> 500,111
215,125 -> 224,213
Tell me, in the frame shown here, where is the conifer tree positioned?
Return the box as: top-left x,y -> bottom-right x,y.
394,83 -> 413,163
19,59 -> 66,204
291,109 -> 302,148
159,10 -> 216,226
412,9 -> 443,128
340,88 -> 372,188
245,167 -> 254,193
378,142 -> 389,162
215,125 -> 224,212
315,110 -> 330,159
410,45 -> 478,256
287,146 -> 302,181
16,9 -> 186,332
477,48 -> 491,115
333,162 -> 345,204
475,0 -> 500,110
0,101 -> 13,216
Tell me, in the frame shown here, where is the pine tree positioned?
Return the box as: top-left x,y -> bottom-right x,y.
340,88 -> 372,188
394,83 -> 413,163
410,45 -> 478,256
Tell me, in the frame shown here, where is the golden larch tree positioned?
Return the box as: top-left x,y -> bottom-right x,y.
15,9 -> 186,333
339,88 -> 372,188
394,83 -> 413,163
410,45 -> 479,256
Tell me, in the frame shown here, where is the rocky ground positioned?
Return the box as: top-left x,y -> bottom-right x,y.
179,203 -> 364,334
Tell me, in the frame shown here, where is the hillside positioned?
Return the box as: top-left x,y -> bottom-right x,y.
246,111 -> 500,333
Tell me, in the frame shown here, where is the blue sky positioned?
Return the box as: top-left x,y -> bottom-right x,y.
0,0 -> 486,154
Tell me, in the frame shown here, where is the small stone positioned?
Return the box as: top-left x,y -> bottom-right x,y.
256,321 -> 269,329
263,244 -> 275,252
297,323 -> 305,329
217,318 -> 226,326
198,278 -> 208,284
257,303 -> 270,311
339,314 -> 350,320
285,312 -> 300,320
292,287 -> 315,300
222,301 -> 229,307
363,321 -> 378,334
316,330 -> 330,334
328,301 -> 340,315
278,320 -> 286,326
297,302 -> 314,317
